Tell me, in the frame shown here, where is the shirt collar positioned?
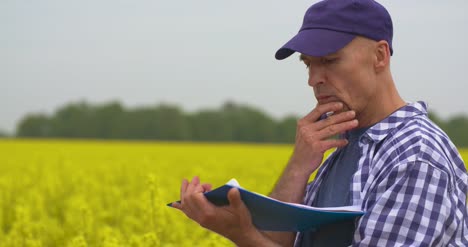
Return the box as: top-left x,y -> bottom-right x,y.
361,101 -> 428,143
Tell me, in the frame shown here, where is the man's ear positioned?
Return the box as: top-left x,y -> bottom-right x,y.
375,40 -> 390,71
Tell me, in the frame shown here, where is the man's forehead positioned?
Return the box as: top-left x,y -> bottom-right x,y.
299,37 -> 376,61
299,51 -> 340,61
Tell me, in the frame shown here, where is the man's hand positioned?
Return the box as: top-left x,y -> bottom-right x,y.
290,102 -> 358,175
172,176 -> 275,246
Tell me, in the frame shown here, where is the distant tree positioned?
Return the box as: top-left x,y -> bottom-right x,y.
428,111 -> 446,130
188,109 -> 234,141
49,101 -> 93,138
275,115 -> 298,143
445,115 -> 468,148
222,102 -> 276,143
154,104 -> 191,140
16,114 -> 52,137
113,103 -> 190,140
0,129 -> 9,138
44,101 -> 125,139
92,102 -> 125,139
112,107 -> 159,139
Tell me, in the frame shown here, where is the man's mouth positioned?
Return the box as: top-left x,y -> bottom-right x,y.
316,95 -> 336,104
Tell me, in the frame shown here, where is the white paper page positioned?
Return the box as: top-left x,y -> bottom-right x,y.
287,202 -> 362,212
226,179 -> 362,212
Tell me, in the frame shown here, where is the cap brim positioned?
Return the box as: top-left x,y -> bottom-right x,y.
275,29 -> 356,60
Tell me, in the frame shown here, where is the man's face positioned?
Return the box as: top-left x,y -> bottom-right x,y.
300,37 -> 378,117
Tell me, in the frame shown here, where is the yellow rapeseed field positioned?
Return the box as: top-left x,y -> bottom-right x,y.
0,139 -> 294,247
0,139 -> 466,247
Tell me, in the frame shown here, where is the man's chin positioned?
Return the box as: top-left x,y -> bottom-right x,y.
318,100 -> 350,113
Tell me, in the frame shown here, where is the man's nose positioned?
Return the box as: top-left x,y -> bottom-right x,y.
308,66 -> 326,87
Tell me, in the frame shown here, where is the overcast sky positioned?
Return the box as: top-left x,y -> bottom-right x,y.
1,0 -> 467,133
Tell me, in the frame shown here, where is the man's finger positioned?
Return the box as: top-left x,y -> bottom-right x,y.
189,192 -> 215,218
227,188 -> 253,226
186,176 -> 200,194
171,202 -> 182,211
314,110 -> 356,131
227,188 -> 243,209
180,178 -> 188,203
316,119 -> 359,140
201,183 -> 212,192
302,102 -> 344,123
192,176 -> 200,186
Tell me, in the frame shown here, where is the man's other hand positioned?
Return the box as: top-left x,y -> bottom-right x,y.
172,176 -> 268,246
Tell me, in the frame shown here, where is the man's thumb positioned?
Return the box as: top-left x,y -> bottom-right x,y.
227,188 -> 242,208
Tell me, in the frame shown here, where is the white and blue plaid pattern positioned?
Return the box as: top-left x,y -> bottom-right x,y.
296,102 -> 468,246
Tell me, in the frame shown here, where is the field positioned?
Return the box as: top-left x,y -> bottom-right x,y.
0,139 -> 466,247
0,139 -> 295,247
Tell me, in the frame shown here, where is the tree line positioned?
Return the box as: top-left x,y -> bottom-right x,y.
13,101 -> 468,147
15,101 -> 297,143
0,130 -> 8,137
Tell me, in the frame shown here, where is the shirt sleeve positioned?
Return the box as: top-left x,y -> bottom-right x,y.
352,161 -> 460,246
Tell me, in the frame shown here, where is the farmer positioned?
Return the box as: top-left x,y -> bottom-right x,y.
172,0 -> 468,246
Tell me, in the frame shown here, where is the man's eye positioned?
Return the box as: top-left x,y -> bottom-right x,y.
321,57 -> 337,64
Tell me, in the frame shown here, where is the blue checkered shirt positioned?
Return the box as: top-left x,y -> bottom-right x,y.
295,102 -> 468,246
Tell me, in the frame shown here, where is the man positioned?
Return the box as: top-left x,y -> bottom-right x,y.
172,0 -> 468,246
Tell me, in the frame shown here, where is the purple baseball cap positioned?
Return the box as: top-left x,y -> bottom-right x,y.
275,0 -> 393,60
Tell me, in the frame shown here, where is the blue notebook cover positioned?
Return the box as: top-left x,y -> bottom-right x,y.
168,179 -> 365,232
